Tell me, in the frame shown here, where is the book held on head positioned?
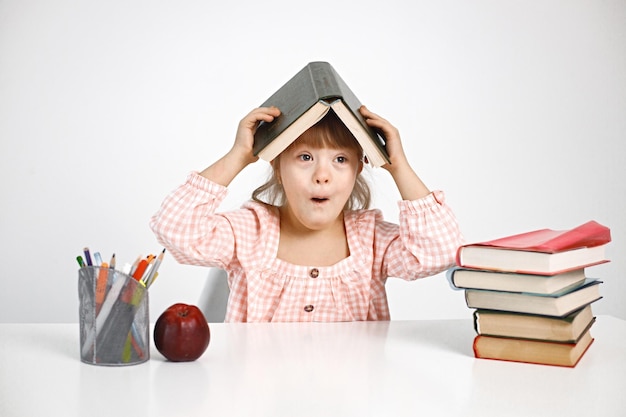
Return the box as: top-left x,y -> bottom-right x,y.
252,61 -> 390,167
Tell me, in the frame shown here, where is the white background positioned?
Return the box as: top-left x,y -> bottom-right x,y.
1,0 -> 624,323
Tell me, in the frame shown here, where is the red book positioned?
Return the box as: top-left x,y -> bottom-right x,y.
457,221 -> 611,275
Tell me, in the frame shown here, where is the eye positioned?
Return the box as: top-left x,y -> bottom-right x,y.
298,153 -> 312,162
335,155 -> 347,164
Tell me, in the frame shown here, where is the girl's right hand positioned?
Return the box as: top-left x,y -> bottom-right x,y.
199,106 -> 281,186
231,106 -> 281,165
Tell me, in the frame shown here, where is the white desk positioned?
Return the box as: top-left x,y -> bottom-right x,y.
1,317 -> 625,417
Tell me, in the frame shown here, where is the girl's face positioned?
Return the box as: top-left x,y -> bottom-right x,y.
276,142 -> 362,232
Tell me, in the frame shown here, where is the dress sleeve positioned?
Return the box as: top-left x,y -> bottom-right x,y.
381,191 -> 465,280
149,172 -> 236,268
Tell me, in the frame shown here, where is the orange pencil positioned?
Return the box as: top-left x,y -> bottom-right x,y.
131,259 -> 149,281
95,262 -> 109,315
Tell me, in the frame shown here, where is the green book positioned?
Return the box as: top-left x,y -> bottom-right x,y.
253,61 -> 390,167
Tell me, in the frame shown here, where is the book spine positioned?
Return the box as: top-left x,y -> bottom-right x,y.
308,62 -> 342,100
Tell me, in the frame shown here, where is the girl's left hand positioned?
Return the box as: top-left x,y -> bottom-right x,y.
359,105 -> 408,172
359,105 -> 431,199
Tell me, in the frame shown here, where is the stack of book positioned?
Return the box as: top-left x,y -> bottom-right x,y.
450,220 -> 611,367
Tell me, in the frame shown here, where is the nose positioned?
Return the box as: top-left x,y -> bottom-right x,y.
313,161 -> 330,184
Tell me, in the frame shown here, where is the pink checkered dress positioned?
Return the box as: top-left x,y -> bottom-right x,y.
150,172 -> 464,322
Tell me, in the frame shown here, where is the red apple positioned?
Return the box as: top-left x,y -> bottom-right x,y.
154,303 -> 210,362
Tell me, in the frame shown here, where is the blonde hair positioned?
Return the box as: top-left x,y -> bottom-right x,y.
252,111 -> 371,210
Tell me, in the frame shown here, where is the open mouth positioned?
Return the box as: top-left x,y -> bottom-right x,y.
311,197 -> 329,203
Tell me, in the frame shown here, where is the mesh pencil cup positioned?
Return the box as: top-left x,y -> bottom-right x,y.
78,266 -> 150,365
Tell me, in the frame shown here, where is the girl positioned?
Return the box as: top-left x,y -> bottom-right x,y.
150,105 -> 464,322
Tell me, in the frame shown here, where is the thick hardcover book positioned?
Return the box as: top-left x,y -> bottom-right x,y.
448,267 -> 587,294
456,221 -> 611,275
253,61 -> 390,167
473,304 -> 595,343
473,328 -> 594,367
464,279 -> 603,317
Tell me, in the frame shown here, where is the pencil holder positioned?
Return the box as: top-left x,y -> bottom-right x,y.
78,266 -> 150,366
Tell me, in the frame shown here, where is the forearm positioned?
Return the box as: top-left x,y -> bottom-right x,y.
386,158 -> 431,201
199,148 -> 255,187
